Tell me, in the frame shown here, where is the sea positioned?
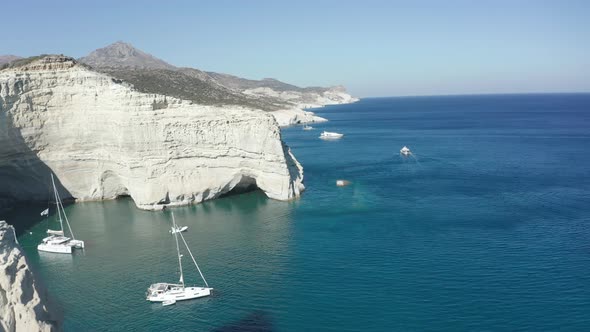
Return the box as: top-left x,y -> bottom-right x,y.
11,94 -> 590,331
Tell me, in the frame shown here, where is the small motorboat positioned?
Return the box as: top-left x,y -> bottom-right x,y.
400,146 -> 411,156
336,180 -> 351,187
162,299 -> 176,306
319,131 -> 343,139
169,226 -> 188,234
303,125 -> 314,130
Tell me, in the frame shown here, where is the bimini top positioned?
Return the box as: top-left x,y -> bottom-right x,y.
149,283 -> 184,291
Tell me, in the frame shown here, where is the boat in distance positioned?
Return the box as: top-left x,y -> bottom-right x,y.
319,131 -> 344,139
400,146 -> 411,156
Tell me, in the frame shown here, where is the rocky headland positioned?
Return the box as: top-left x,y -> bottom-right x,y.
0,55 -> 304,210
0,43 -> 357,209
0,220 -> 61,331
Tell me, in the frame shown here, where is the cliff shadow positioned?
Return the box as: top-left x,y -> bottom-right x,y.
0,102 -> 72,231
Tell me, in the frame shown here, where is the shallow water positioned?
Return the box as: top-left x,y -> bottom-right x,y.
11,94 -> 590,330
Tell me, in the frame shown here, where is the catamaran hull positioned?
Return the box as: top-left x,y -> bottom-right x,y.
69,240 -> 85,249
148,287 -> 212,302
37,244 -> 72,254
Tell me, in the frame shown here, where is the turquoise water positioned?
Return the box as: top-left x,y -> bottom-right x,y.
12,94 -> 590,330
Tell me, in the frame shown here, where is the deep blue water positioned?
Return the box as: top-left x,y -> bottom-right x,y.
13,94 -> 590,331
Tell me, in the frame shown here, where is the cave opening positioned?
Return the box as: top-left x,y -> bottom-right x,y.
218,176 -> 262,199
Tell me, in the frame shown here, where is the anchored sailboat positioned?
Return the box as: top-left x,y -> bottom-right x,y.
146,212 -> 212,305
37,174 -> 85,254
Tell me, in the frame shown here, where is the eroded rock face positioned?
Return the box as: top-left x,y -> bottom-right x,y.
0,57 -> 304,209
0,221 -> 61,331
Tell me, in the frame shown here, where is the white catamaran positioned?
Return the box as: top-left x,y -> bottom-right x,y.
37,174 -> 85,254
146,213 -> 212,305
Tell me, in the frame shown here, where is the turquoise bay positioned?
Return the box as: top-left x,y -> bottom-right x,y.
12,94 -> 590,331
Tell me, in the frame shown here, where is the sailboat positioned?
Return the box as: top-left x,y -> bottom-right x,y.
37,174 -> 85,254
146,212 -> 212,305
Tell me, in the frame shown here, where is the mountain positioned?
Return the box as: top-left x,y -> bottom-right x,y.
0,55 -> 22,66
79,41 -> 175,69
78,42 -> 357,123
206,73 -> 305,92
79,42 -> 286,111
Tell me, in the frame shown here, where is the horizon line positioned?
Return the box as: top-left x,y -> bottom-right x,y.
359,91 -> 590,99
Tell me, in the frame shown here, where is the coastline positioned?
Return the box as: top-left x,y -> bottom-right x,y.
271,98 -> 360,127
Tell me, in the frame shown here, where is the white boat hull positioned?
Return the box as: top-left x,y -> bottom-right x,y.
37,243 -> 72,254
162,299 -> 176,306
147,286 -> 212,302
69,239 -> 85,249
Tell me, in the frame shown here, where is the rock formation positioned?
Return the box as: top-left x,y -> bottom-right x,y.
0,220 -> 61,331
0,55 -> 304,209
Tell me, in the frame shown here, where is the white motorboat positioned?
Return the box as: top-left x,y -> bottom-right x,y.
169,225 -> 188,234
37,174 -> 85,254
147,212 -> 213,304
400,146 -> 411,156
319,131 -> 343,139
303,125 -> 314,130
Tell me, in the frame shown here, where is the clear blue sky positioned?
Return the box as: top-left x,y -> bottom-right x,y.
1,0 -> 589,97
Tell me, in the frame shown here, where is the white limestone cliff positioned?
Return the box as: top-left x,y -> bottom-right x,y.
0,56 -> 304,210
0,220 -> 61,331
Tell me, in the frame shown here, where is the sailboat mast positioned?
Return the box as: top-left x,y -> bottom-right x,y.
52,174 -> 76,240
172,213 -> 185,288
51,174 -> 64,233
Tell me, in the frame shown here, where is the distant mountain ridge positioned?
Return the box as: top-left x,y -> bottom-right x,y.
0,55 -> 22,66
77,42 -> 357,114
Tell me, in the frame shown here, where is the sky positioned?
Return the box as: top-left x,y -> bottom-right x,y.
1,0 -> 589,97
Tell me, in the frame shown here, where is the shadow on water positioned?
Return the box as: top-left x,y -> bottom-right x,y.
212,310 -> 274,332
4,201 -> 76,236
0,107 -> 72,233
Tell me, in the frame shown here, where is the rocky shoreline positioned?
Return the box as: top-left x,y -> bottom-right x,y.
0,220 -> 62,331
